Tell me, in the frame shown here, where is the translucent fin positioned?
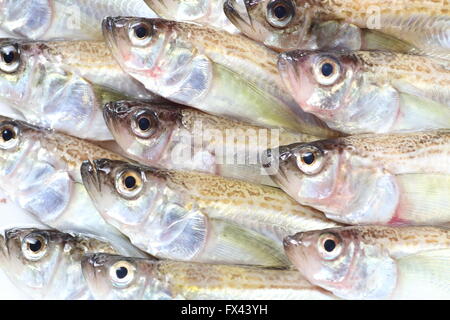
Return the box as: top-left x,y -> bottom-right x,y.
362,29 -> 422,54
199,218 -> 290,267
395,174 -> 450,226
395,249 -> 450,299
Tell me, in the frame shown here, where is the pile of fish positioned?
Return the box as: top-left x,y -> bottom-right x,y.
0,0 -> 448,300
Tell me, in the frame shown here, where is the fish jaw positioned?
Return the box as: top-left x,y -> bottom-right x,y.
81,253 -> 112,300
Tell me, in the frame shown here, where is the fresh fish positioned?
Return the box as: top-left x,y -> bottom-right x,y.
0,116 -> 144,257
81,253 -> 338,300
103,100 -> 319,186
0,228 -> 120,300
0,0 -> 156,40
144,0 -> 239,33
278,50 -> 450,135
264,130 -> 450,226
102,17 -> 338,137
223,0 -> 449,58
284,225 -> 450,300
81,158 -> 340,265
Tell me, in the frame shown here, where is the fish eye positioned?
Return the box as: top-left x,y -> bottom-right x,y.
318,233 -> 343,260
0,45 -> 20,73
109,261 -> 135,287
313,56 -> 341,86
21,233 -> 48,261
129,22 -> 154,46
0,123 -> 20,149
131,111 -> 158,139
115,169 -> 144,199
295,145 -> 324,175
266,0 -> 295,28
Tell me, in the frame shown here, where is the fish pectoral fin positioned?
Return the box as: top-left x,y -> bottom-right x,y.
362,29 -> 420,54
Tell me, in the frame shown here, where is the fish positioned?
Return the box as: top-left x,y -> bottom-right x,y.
0,0 -> 156,41
0,116 -> 145,257
143,0 -> 240,33
102,17 -> 338,137
81,253 -> 338,300
80,158 -> 340,265
263,130 -> 450,226
284,225 -> 450,300
0,228 -> 120,300
223,0 -> 449,58
278,50 -> 450,135
103,100 -> 319,186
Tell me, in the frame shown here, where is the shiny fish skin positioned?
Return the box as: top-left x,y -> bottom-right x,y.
144,0 -> 239,33
0,0 -> 156,40
264,130 -> 450,226
102,17 -> 338,137
81,253 -> 338,300
278,50 -> 450,135
0,228 -> 119,300
224,0 -> 449,57
0,116 -> 144,257
284,226 -> 450,299
103,100 -> 319,186
80,158 -> 340,265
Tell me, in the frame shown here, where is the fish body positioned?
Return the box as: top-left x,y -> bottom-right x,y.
0,116 -> 144,257
104,100 -> 319,186
284,225 -> 450,300
264,130 -> 450,226
102,17 -> 337,137
0,0 -> 156,40
278,50 -> 450,134
144,0 -> 239,33
81,253 -> 338,300
81,159 -> 340,266
224,0 -> 449,57
0,228 -> 120,299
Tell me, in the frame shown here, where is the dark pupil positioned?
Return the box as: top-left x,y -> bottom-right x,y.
124,176 -> 136,189
138,117 -> 151,131
302,152 -> 315,165
2,128 -> 14,141
273,4 -> 287,19
28,239 -> 42,252
2,51 -> 15,64
134,25 -> 148,39
116,266 -> 128,279
324,239 -> 336,252
321,63 -> 334,77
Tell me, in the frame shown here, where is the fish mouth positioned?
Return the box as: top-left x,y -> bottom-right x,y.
81,254 -> 103,296
80,160 -> 103,194
224,0 -> 254,33
103,101 -> 134,132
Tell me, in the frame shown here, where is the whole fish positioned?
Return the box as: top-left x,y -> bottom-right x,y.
81,158 -> 340,265
278,50 -> 450,134
104,100 -> 319,186
81,253 -> 338,300
0,39 -> 132,140
223,0 -> 449,58
284,226 -> 450,300
0,0 -> 156,40
102,17 -> 338,137
0,116 -> 144,257
264,130 -> 450,226
0,228 -> 120,300
144,0 -> 239,33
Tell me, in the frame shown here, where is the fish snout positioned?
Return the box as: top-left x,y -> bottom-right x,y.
224,0 -> 253,30
283,233 -> 303,250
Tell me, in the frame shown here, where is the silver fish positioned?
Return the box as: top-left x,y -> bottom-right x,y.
264,130 -> 450,226
284,225 -> 450,300
0,228 -> 120,300
0,0 -> 156,40
81,253 -> 338,300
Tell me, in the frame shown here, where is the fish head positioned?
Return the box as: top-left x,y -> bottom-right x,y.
103,100 -> 181,163
82,253 -> 162,300
81,159 -> 167,227
284,227 -> 398,299
224,0 -> 311,50
0,0 -> 52,39
278,50 -> 361,120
